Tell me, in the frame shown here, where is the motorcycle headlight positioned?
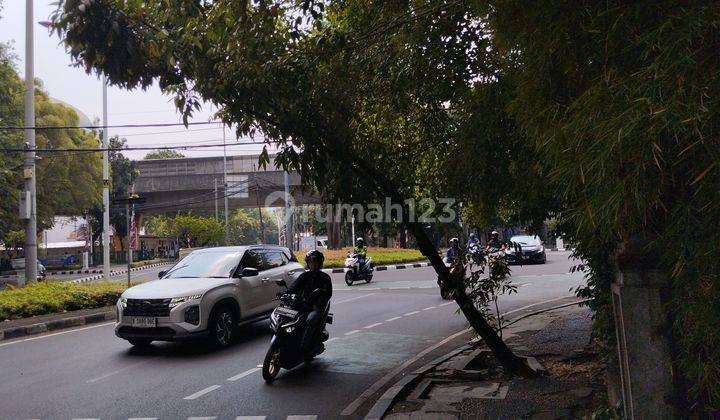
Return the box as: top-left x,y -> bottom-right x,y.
169,294 -> 203,308
284,326 -> 295,333
119,297 -> 127,308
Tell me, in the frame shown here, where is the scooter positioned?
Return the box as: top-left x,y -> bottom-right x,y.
262,279 -> 333,383
344,253 -> 373,286
438,256 -> 459,300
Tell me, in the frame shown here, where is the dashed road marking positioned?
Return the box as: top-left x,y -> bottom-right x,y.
439,302 -> 455,306
385,316 -> 402,322
344,329 -> 360,336
227,368 -> 260,382
422,306 -> 436,311
235,417 -> 266,420
129,418 -> 158,420
404,311 -> 420,316
326,337 -> 340,343
187,417 -> 217,420
363,323 -> 382,329
183,385 -> 221,400
286,416 -> 318,420
334,293 -> 377,304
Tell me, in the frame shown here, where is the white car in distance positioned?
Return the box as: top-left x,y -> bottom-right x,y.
115,246 -> 304,347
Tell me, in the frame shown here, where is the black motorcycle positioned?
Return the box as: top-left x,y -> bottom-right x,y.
262,280 -> 333,383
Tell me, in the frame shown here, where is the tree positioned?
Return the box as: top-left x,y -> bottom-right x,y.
108,136 -> 138,251
171,215 -> 224,248
143,214 -> 172,237
143,149 -> 185,160
50,0 -> 533,375
0,14 -> 101,243
227,209 -> 261,246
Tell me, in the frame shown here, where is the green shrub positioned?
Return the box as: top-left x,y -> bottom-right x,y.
0,281 -> 133,321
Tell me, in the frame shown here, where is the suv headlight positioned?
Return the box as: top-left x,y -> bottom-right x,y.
169,294 -> 203,308
119,297 -> 127,308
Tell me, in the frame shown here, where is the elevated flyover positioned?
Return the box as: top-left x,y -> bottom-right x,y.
132,155 -> 321,214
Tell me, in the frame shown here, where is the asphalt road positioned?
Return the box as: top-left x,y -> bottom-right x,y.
0,251 -> 583,420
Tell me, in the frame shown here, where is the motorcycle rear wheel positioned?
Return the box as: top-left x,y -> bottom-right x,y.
262,343 -> 282,383
345,271 -> 354,286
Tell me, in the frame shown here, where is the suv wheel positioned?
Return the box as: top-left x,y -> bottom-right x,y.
209,305 -> 237,347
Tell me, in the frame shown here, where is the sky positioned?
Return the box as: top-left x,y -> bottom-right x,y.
0,1 -> 273,160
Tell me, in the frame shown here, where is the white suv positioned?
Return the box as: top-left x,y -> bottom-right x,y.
115,246 -> 304,347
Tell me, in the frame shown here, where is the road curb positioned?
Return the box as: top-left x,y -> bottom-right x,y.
322,261 -> 429,275
364,344 -> 473,420
69,261 -> 175,284
0,308 -> 116,342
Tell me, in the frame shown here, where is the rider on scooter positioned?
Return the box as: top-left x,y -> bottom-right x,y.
287,250 -> 332,352
445,237 -> 461,263
485,230 -> 506,252
353,237 -> 369,272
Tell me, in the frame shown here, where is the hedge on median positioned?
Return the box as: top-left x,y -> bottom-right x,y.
0,281 -> 132,321
316,247 -> 426,268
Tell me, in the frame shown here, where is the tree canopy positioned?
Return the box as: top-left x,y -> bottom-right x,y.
143,149 -> 185,160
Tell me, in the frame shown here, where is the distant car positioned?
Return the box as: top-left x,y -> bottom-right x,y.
505,235 -> 546,264
115,245 -> 305,347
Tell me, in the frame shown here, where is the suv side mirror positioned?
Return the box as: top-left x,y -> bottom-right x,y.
275,279 -> 288,288
158,270 -> 166,279
241,267 -> 259,277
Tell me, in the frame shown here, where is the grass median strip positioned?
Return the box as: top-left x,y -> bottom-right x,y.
316,247 -> 426,268
0,280 -> 134,321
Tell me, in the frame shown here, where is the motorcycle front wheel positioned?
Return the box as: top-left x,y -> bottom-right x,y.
345,271 -> 354,286
262,342 -> 282,383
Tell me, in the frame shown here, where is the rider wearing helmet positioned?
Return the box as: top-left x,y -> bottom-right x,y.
466,232 -> 480,249
486,230 -> 505,251
353,237 -> 369,271
288,250 -> 333,352
445,237 -> 461,262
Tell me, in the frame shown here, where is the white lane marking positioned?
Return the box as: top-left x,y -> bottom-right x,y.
363,323 -> 382,329
334,293 -> 377,304
183,385 -> 221,400
326,337 -> 341,343
403,311 -> 420,316
422,306 -> 436,311
344,329 -> 360,336
439,302 -> 455,307
129,418 -> 158,420
235,416 -> 266,420
287,416 -> 317,420
188,417 -> 217,420
227,367 -> 260,381
256,364 -> 263,368
87,358 -> 156,383
72,418 -> 100,420
388,286 -> 410,290
0,322 -> 114,348
341,327 -> 472,416
385,316 -> 402,322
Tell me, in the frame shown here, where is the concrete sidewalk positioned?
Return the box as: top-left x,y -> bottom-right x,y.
378,304 -> 604,419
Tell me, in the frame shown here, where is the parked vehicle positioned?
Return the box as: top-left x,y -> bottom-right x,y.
505,235 -> 546,264
344,253 -> 373,285
37,262 -> 46,281
299,236 -> 328,250
262,281 -> 333,383
115,245 -> 304,347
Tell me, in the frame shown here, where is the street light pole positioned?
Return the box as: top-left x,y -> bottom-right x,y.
102,76 -> 111,281
23,0 -> 38,285
284,170 -> 292,251
221,125 -> 230,243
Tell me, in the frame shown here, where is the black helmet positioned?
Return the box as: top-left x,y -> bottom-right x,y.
356,237 -> 364,246
305,249 -> 325,269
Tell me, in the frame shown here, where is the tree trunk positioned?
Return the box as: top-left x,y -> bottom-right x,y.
350,158 -> 534,376
399,226 -> 407,248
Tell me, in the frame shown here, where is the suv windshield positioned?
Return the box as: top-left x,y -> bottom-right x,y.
163,251 -> 241,279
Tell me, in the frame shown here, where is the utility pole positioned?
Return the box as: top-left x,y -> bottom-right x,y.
102,75 -> 110,281
113,194 -> 145,287
222,125 -> 229,244
284,170 -> 293,251
214,178 -> 218,220
22,0 -> 38,285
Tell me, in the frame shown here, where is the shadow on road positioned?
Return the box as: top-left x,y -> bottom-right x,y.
121,320 -> 273,359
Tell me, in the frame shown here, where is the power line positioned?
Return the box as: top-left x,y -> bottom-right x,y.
1,139 -> 268,152
0,121 -> 221,130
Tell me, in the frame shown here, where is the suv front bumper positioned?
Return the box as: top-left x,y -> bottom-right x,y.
115,301 -> 209,342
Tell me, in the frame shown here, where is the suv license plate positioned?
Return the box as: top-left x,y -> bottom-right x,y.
129,317 -> 157,328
